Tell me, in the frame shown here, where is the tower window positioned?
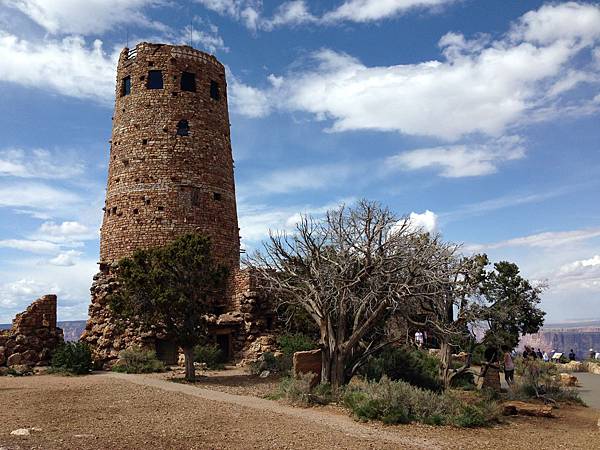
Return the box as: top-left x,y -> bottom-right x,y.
176,119 -> 190,136
181,72 -> 196,92
210,81 -> 220,100
147,70 -> 163,89
121,76 -> 131,96
213,192 -> 222,201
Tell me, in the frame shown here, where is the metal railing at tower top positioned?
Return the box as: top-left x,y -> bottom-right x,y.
126,48 -> 137,60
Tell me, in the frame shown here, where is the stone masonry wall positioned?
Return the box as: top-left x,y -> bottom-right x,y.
0,295 -> 64,367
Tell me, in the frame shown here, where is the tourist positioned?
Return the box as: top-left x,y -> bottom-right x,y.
503,348 -> 515,386
569,349 -> 576,361
590,348 -> 595,360
414,331 -> 424,348
542,351 -> 549,363
536,348 -> 543,359
522,347 -> 531,359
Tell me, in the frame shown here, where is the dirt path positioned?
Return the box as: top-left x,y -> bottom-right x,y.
2,373 -> 599,450
577,372 -> 600,409
105,371 -> 439,449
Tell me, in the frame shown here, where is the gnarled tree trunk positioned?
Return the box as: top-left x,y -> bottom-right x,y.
183,346 -> 195,382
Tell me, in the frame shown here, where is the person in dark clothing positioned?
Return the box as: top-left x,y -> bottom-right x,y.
569,349 -> 576,361
536,348 -> 543,359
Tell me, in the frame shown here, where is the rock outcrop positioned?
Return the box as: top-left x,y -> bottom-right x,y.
0,295 -> 64,369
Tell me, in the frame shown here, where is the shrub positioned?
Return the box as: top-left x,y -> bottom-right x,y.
277,333 -> 316,356
511,358 -> 585,405
111,347 -> 164,374
269,373 -> 333,405
343,377 -> 500,427
50,342 -> 93,375
360,346 -> 442,391
194,343 -> 225,369
249,351 -> 285,375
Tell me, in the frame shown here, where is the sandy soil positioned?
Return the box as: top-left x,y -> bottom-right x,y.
1,372 -> 599,450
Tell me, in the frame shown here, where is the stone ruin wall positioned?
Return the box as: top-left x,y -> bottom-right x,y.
0,295 -> 64,368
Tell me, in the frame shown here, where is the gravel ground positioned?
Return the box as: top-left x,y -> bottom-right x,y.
1,372 -> 599,450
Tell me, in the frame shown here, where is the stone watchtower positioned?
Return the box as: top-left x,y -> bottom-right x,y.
101,42 -> 239,271
82,43 -> 241,364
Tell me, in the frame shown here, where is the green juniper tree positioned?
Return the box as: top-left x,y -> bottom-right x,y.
109,233 -> 228,381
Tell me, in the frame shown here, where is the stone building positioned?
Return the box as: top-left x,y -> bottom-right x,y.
81,43 -> 275,366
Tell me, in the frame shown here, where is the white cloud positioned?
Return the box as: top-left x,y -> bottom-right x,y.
387,137 -> 525,177
407,210 -> 438,234
323,0 -> 456,23
551,255 -> 600,292
0,148 -> 84,179
4,0 -> 166,35
0,33 -> 117,103
231,3 -> 600,140
262,1 -> 317,30
48,250 -> 82,267
0,256 -> 98,322
253,164 -> 356,194
510,2 -> 600,45
228,71 -> 272,117
179,20 -> 228,53
238,198 -> 354,246
33,221 -> 96,243
0,182 -> 83,217
0,239 -> 59,253
468,228 -> 600,252
198,0 -> 456,29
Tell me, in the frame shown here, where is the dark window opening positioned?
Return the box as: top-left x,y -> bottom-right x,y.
121,76 -> 131,96
142,139 -> 148,145
181,72 -> 196,92
147,70 -> 163,89
172,92 -> 178,97
213,192 -> 222,201
157,206 -> 164,211
145,198 -> 151,205
176,119 -> 189,136
210,81 -> 220,100
133,208 -> 139,214
191,188 -> 201,206
111,207 -> 117,214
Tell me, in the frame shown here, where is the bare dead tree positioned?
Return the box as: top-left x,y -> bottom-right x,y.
246,200 -> 458,389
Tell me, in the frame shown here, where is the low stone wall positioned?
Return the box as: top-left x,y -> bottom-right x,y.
0,295 -> 64,368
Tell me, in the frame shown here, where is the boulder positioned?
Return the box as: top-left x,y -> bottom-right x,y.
9,365 -> 33,376
7,352 -> 23,366
293,349 -> 322,387
559,373 -> 578,387
502,401 -> 553,418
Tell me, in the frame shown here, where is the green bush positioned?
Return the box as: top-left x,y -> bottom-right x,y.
194,343 -> 225,369
248,351 -> 282,375
360,346 -> 442,391
512,358 -> 585,405
50,342 -> 93,375
111,347 -> 165,373
277,333 -> 316,356
343,377 -> 500,427
269,373 -> 332,405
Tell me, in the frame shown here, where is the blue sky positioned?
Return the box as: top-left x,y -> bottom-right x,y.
0,0 -> 599,323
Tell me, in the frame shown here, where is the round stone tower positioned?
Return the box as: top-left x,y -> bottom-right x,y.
82,43 -> 241,365
100,42 -> 239,270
